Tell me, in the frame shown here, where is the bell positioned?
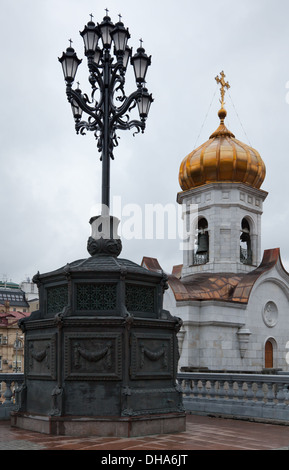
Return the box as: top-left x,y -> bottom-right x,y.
240,231 -> 250,243
196,232 -> 208,254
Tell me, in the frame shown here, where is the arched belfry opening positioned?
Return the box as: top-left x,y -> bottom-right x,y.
193,217 -> 209,265
240,218 -> 252,265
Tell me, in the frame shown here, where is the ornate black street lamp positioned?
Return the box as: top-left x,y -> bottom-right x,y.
12,12 -> 184,437
59,11 -> 153,214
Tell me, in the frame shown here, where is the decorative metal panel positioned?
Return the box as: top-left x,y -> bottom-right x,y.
26,334 -> 57,380
64,332 -> 122,380
47,285 -> 68,314
76,283 -> 117,311
125,284 -> 155,312
130,333 -> 174,379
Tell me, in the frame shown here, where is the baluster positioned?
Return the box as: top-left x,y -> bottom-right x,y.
217,380 -> 226,402
276,382 -> 286,408
255,382 -> 265,403
265,381 -> 274,406
208,380 -> 216,400
192,380 -> 199,399
226,380 -> 235,402
284,384 -> 289,403
14,382 -> 21,410
200,380 -> 207,399
236,380 -> 245,404
184,379 -> 191,397
3,380 -> 13,405
245,381 -> 254,403
283,383 -> 289,416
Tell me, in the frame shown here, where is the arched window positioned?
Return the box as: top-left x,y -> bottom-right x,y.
193,218 -> 209,265
13,338 -> 23,349
240,218 -> 252,265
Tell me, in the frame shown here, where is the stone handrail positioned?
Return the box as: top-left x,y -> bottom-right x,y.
177,372 -> 289,424
0,373 -> 24,419
2,372 -> 289,424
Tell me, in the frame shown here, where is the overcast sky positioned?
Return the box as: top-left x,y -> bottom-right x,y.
0,0 -> 289,283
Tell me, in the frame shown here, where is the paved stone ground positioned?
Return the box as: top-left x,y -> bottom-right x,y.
0,414 -> 289,450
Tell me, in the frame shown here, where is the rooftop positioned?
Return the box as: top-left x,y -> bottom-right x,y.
1,414 -> 289,450
143,248 -> 287,304
0,287 -> 29,308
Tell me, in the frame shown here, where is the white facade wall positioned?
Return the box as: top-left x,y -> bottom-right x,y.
243,267 -> 289,372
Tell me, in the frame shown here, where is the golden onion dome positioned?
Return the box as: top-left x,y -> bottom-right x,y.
179,75 -> 266,191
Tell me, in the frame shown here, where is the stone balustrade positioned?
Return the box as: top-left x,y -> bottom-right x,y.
0,374 -> 24,419
177,372 -> 289,423
2,372 -> 289,424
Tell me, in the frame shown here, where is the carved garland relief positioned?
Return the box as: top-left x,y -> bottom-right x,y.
64,332 -> 122,380
130,333 -> 173,379
26,334 -> 57,380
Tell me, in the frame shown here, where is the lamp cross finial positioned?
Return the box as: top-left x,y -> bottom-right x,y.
215,71 -> 230,108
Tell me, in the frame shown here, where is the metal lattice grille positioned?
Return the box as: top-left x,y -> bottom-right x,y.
125,284 -> 155,312
76,283 -> 117,311
47,285 -> 68,313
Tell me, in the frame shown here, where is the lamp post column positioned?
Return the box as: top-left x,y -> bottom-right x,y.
102,49 -> 110,215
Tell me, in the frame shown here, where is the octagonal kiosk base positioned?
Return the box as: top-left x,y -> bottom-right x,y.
11,227 -> 185,436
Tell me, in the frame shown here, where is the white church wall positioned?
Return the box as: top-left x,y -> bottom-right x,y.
244,272 -> 289,372
163,288 -> 193,370
198,324 -> 241,370
189,301 -> 246,371
164,285 -> 249,371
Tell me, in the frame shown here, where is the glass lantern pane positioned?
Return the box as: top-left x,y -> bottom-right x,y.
133,57 -> 148,82
123,47 -> 131,69
137,93 -> 151,118
62,57 -> 80,81
112,30 -> 128,52
63,57 -> 74,79
100,25 -> 113,47
84,31 -> 98,51
70,60 -> 79,80
71,100 -> 82,120
94,48 -> 102,64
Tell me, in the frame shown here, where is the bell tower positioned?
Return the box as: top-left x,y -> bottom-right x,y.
178,72 -> 267,277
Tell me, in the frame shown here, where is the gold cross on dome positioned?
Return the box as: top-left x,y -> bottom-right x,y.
215,71 -> 230,108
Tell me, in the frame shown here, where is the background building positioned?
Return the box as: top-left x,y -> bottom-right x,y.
142,75 -> 289,373
20,278 -> 39,303
0,281 -> 33,376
